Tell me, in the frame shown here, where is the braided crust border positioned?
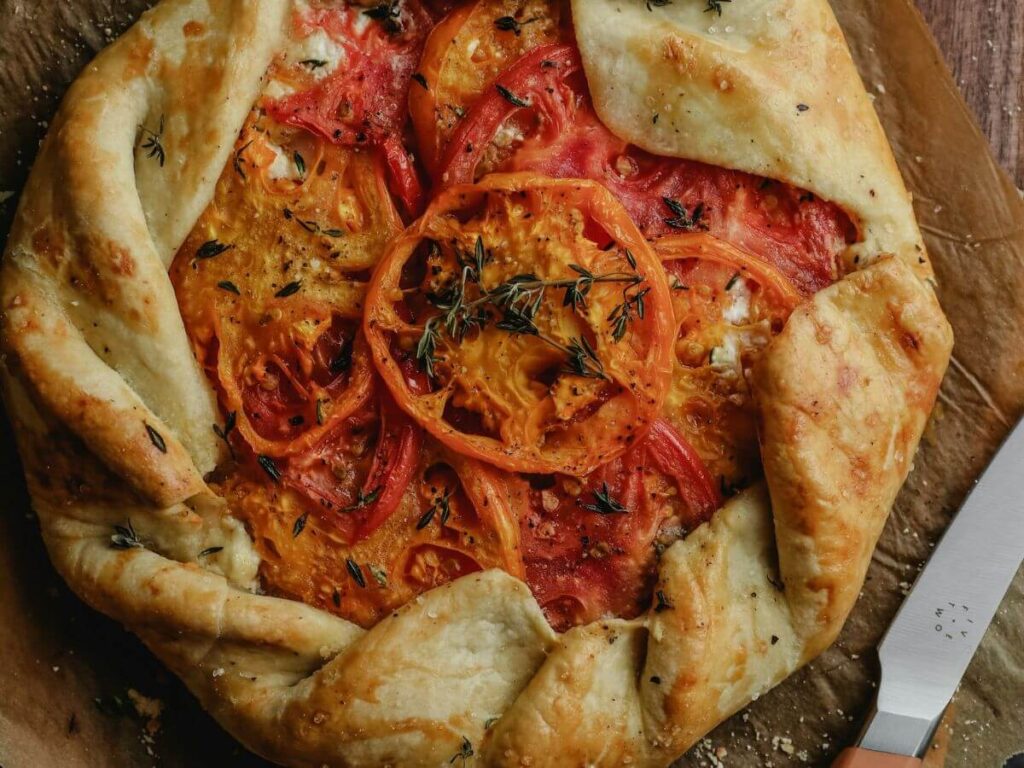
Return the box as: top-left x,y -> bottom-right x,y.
0,0 -> 952,765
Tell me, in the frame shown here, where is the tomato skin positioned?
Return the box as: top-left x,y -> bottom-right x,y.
434,43 -> 853,294
644,419 -> 722,522
437,43 -> 581,185
517,418 -> 719,631
265,2 -> 434,216
354,397 -> 425,541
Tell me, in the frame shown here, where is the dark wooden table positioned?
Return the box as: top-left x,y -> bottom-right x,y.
916,0 -> 1024,187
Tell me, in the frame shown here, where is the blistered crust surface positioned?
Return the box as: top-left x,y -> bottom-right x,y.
0,0 -> 952,766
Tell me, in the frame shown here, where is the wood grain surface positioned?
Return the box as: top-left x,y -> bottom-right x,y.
915,0 -> 1024,187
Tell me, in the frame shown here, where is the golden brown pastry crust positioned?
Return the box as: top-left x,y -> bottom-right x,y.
0,0 -> 952,766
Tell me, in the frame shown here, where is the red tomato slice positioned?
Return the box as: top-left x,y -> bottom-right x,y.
280,389 -> 424,544
517,418 -> 720,631
435,43 -> 855,295
265,1 -> 434,214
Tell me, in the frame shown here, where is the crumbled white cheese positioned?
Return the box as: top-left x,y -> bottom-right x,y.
492,122 -> 525,149
466,37 -> 480,56
290,28 -> 347,78
722,276 -> 751,325
709,334 -> 740,371
265,139 -> 301,180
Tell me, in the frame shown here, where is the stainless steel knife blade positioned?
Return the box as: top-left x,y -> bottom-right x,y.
858,417 -> 1024,756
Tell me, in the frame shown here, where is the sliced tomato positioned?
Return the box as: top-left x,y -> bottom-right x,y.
434,43 -> 855,294
264,1 -> 435,214
656,233 -> 802,491
218,439 -> 521,629
278,389 -> 423,543
515,418 -> 719,631
410,0 -> 564,174
364,173 -> 675,476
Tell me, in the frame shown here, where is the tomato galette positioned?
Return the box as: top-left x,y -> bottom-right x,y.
0,0 -> 952,766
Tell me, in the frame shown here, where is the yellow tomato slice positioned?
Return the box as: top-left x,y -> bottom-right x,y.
410,0 -> 564,175
364,173 -> 675,475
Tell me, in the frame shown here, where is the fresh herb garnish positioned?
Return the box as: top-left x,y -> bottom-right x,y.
346,558 -> 366,588
608,286 -> 649,342
363,0 -> 403,34
293,151 -> 306,179
413,238 -> 640,382
283,208 -> 344,238
233,139 -> 254,179
300,58 -> 327,70
110,520 -> 144,550
139,115 -> 166,167
198,546 -> 224,557
292,512 -> 308,537
450,737 -> 474,765
662,197 -> 706,231
145,423 -> 167,453
704,0 -> 731,14
257,454 -> 282,483
196,239 -> 232,260
496,83 -> 530,108
646,0 -> 672,8
494,15 -> 539,35
654,589 -> 674,612
725,272 -> 741,291
564,336 -> 607,380
416,488 -> 453,529
343,486 -> 382,513
412,72 -> 428,90
217,280 -> 240,295
213,411 -> 237,458
275,281 -> 301,298
582,482 -> 627,514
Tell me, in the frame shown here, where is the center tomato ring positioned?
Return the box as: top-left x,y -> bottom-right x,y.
364,174 -> 675,475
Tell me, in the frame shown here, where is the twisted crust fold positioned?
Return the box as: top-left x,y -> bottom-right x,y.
0,0 -> 952,766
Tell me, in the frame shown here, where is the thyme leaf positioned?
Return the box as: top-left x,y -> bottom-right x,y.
343,486 -> 382,513
196,239 -> 233,260
110,520 -> 144,550
139,115 -> 165,167
654,589 -> 674,612
450,736 -> 474,764
275,281 -> 302,298
292,512 -> 308,538
217,280 -> 240,295
257,454 -> 282,483
582,482 -> 627,514
145,423 -> 167,453
704,0 -> 731,15
496,83 -> 530,108
494,15 -> 539,35
346,558 -> 366,588
198,546 -> 224,557
662,197 -> 707,231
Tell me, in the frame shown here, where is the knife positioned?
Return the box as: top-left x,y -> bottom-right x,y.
834,417 -> 1024,768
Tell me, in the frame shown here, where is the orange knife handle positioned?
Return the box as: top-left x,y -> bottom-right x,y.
833,747 -> 923,768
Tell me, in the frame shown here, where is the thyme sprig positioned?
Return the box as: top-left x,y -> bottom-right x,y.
139,115 -> 166,167
414,238 -> 644,380
582,482 -> 627,514
662,196 -> 707,231
494,15 -> 539,35
416,488 -> 454,529
704,0 -> 732,15
110,520 -> 144,550
363,0 -> 403,34
343,486 -> 382,513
